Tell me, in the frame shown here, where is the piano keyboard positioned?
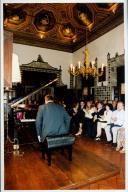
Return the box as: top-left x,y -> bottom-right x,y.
20,119 -> 36,123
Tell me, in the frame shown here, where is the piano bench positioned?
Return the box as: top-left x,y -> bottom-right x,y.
41,134 -> 75,166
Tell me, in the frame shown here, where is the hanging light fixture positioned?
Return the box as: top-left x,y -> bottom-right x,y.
69,28 -> 104,79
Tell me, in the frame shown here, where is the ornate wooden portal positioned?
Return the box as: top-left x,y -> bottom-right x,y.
20,55 -> 62,95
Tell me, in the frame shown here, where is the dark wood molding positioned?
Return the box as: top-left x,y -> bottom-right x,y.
12,31 -> 74,53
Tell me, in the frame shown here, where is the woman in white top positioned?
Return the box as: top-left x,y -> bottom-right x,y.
95,104 -> 113,141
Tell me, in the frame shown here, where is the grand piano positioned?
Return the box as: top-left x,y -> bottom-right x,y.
10,78 -> 58,145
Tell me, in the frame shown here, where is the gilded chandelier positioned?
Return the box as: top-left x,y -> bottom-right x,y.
69,47 -> 104,79
69,21 -> 104,79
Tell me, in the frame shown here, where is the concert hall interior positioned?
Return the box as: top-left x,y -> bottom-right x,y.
3,2 -> 126,190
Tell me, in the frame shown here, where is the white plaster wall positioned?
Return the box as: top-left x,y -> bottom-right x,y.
13,44 -> 73,88
73,23 -> 124,68
12,23 -> 124,88
12,53 -> 21,83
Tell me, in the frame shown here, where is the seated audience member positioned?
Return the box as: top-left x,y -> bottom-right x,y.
95,103 -> 113,141
105,101 -> 125,147
83,103 -> 96,137
95,102 -> 105,120
82,101 -> 92,119
112,100 -> 117,111
75,100 -> 85,136
103,98 -> 108,105
69,102 -> 80,134
90,102 -> 105,138
116,127 -> 125,153
82,101 -> 91,136
79,100 -> 85,111
94,98 -> 99,106
36,95 -> 71,142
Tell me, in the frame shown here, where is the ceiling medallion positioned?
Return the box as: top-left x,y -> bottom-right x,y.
78,12 -> 93,31
73,4 -> 94,31
60,23 -> 76,41
4,8 -> 26,25
34,10 -> 55,32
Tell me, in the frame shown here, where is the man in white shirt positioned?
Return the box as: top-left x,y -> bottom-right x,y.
105,101 -> 125,146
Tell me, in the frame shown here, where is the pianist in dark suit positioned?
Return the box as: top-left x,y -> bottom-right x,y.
36,95 -> 71,142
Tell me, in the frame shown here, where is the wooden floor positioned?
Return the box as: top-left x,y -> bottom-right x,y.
4,136 -> 125,190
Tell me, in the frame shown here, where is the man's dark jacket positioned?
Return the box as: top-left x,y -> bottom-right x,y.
36,102 -> 71,142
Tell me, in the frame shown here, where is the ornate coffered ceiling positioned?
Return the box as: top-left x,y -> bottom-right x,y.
4,3 -> 123,53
